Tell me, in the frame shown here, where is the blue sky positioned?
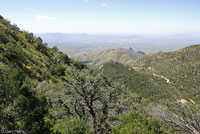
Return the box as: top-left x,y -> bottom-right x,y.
1,0 -> 200,33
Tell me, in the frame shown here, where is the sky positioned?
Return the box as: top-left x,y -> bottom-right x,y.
1,0 -> 200,34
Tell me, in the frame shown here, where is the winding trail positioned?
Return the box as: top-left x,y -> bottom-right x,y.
148,67 -> 172,84
152,73 -> 171,83
132,66 -> 172,84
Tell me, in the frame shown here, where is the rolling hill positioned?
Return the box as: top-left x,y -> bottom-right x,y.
73,47 -> 146,67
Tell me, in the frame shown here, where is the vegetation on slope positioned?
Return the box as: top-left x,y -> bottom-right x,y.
99,61 -> 200,134
99,62 -> 177,103
112,110 -> 175,134
0,15 -> 175,134
129,45 -> 200,103
1,15 -> 199,134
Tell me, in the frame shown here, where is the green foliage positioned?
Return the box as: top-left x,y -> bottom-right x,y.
65,68 -> 122,133
58,53 -> 70,64
51,65 -> 66,76
0,64 -> 51,133
34,37 -> 43,44
0,64 -> 24,103
2,42 -> 26,66
0,16 -> 95,133
100,62 -> 176,103
13,84 -> 51,134
37,68 -> 123,134
52,46 -> 58,51
0,64 -> 24,129
25,32 -> 34,43
35,38 -> 49,55
131,45 -> 200,103
0,32 -> 9,44
112,110 -> 173,134
73,60 -> 87,70
53,117 -> 93,134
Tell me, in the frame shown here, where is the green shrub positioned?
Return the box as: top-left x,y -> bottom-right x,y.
52,46 -> 58,52
34,37 -> 43,44
35,43 -> 47,52
34,37 -> 50,56
25,32 -> 34,43
58,53 -> 70,64
52,65 -> 66,76
73,61 -> 87,70
53,117 -> 93,134
0,32 -> 9,44
112,110 -> 174,134
3,43 -> 25,66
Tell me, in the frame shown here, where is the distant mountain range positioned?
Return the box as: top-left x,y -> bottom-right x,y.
73,47 -> 146,67
36,33 -> 200,55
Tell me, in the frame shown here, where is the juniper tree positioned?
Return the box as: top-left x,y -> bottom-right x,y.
64,68 -> 121,134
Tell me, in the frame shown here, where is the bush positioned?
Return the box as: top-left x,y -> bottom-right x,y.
58,53 -> 70,64
35,43 -> 47,52
112,110 -> 174,134
52,46 -> 58,52
3,42 -> 25,66
0,32 -> 9,44
34,37 -> 50,56
53,117 -> 93,134
25,32 -> 34,43
73,61 -> 87,70
52,65 -> 66,76
34,37 -> 43,44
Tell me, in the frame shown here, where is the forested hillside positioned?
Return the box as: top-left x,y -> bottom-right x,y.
0,15 -> 199,134
99,61 -> 200,134
129,45 -> 200,103
99,62 -> 178,103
